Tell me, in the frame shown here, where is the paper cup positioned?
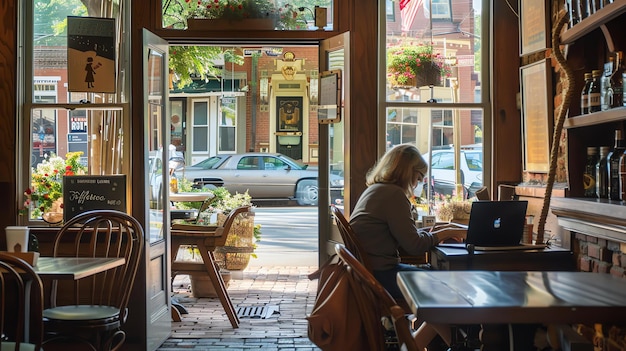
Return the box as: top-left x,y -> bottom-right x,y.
5,226 -> 30,252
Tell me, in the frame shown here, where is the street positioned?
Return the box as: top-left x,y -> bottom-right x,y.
248,206 -> 319,267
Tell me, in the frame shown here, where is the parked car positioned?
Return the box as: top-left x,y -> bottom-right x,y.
423,146 -> 483,198
181,153 -> 344,206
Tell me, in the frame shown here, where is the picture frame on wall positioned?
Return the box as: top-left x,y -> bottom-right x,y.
520,59 -> 553,173
519,0 -> 550,56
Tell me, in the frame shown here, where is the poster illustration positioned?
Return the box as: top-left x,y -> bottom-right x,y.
67,16 -> 116,93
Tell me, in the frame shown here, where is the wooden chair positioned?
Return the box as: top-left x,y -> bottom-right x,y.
42,210 -> 144,351
170,205 -> 250,328
330,205 -> 373,271
0,253 -> 45,351
334,244 -> 419,350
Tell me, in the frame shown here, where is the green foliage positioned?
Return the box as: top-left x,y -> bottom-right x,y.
168,46 -> 244,89
211,187 -> 253,213
22,152 -> 87,219
386,42 -> 451,86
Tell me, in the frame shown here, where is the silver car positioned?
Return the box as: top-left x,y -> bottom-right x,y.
181,153 -> 344,206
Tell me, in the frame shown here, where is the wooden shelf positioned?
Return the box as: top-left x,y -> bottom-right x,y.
551,197 -> 626,242
564,107 -> 626,129
561,0 -> 626,45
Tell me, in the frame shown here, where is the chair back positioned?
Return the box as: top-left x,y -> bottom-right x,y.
330,205 -> 372,271
0,253 -> 44,351
335,244 -> 420,351
50,210 -> 144,323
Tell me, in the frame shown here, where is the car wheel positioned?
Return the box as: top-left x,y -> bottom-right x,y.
296,180 -> 318,206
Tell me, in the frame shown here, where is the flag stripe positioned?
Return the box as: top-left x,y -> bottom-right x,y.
401,0 -> 423,32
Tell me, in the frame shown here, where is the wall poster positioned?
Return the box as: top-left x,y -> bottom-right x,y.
67,16 -> 116,93
520,59 -> 553,173
519,0 -> 549,56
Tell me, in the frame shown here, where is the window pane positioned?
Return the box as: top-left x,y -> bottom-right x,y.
385,0 -> 481,103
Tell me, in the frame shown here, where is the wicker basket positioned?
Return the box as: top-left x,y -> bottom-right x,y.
214,211 -> 255,270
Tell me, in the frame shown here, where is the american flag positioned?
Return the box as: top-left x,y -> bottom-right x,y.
400,0 -> 424,32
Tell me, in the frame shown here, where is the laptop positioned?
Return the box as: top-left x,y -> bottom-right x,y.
437,200 -> 546,251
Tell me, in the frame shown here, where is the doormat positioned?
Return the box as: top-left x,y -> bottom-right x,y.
236,305 -> 279,319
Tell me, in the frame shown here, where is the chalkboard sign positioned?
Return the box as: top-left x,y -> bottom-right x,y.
63,175 -> 127,222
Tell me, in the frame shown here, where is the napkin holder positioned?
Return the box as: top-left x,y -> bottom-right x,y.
0,251 -> 40,266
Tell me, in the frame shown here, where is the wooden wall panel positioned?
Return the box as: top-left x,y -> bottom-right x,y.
0,0 -> 17,233
491,1 -> 524,197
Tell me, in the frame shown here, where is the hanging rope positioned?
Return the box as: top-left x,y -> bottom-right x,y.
536,10 -> 575,244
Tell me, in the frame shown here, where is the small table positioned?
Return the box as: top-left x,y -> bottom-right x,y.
429,245 -> 575,271
397,271 -> 626,349
35,257 -> 126,279
169,192 -> 214,203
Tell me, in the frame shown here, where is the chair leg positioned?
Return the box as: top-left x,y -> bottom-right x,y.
204,251 -> 240,328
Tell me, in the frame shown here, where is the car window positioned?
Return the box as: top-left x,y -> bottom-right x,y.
237,156 -> 260,170
464,152 -> 483,171
193,156 -> 224,170
432,152 -> 454,170
263,156 -> 285,170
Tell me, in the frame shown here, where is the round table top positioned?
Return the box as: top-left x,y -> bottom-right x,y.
169,192 -> 214,202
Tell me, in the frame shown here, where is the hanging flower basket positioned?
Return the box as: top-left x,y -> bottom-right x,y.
387,43 -> 450,88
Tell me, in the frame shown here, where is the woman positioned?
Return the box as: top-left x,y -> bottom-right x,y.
349,143 -> 466,349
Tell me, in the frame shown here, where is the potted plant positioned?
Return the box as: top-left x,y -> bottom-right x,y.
21,151 -> 87,224
386,42 -> 451,88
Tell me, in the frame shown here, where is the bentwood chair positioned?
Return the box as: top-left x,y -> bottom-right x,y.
42,210 -> 144,351
0,253 -> 45,351
330,205 -> 373,271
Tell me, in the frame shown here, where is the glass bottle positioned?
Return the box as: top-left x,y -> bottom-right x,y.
602,57 -> 614,111
588,69 -> 603,113
620,149 -> 626,201
596,146 -> 610,198
612,51 -> 624,108
608,130 -> 625,201
584,147 -> 598,197
581,72 -> 592,114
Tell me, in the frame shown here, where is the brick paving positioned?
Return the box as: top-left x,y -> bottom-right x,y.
158,265 -> 322,350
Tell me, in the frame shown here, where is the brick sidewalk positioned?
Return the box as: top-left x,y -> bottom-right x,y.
158,265 -> 321,350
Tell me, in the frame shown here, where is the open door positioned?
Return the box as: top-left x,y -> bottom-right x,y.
142,29 -> 172,349
318,32 -> 349,264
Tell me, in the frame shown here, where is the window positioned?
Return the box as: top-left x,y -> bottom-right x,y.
219,97 -> 236,152
21,0 -> 130,223
383,0 -> 486,198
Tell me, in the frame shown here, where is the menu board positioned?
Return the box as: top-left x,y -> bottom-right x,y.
63,175 -> 127,222
318,70 -> 342,124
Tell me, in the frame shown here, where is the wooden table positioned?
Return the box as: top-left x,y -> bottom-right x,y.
397,270 -> 626,349
429,245 -> 575,271
397,271 -> 626,325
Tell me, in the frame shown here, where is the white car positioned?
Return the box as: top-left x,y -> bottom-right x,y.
423,147 -> 483,198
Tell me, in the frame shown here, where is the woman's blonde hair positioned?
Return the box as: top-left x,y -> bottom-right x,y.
365,144 -> 428,197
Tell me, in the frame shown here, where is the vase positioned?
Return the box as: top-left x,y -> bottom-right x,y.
187,18 -> 275,31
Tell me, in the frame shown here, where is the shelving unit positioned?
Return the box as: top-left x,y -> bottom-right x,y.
552,2 -> 626,240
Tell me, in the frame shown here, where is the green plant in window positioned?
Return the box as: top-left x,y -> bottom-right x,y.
21,152 -> 87,219
386,42 -> 451,87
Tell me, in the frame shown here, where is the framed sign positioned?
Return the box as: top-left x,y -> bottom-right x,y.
520,59 -> 553,173
63,175 -> 127,222
67,16 -> 117,93
519,0 -> 550,56
318,70 -> 342,124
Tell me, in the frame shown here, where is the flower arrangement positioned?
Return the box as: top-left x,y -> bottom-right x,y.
185,0 -> 303,29
433,193 -> 473,223
22,152 -> 87,220
387,42 -> 452,87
